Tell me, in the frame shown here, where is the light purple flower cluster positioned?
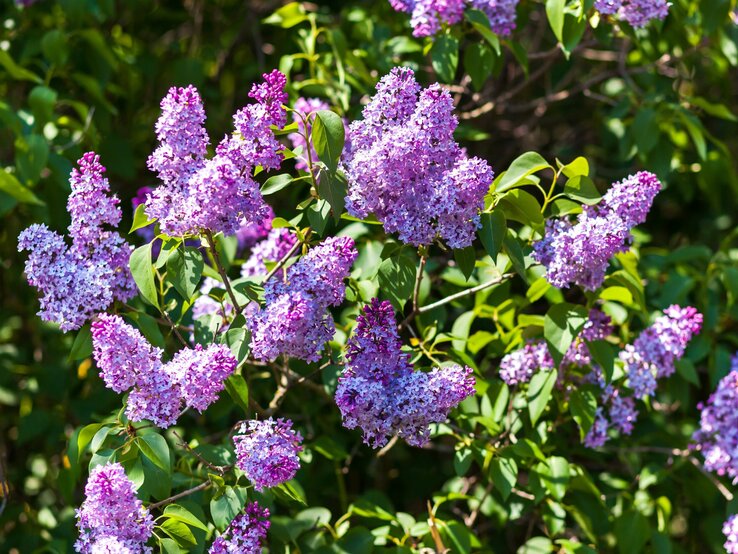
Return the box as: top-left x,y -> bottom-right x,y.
91,314 -> 237,427
75,462 -> 153,554
335,299 -> 475,448
233,418 -> 303,490
620,305 -> 703,398
342,67 -> 494,248
146,72 -> 287,236
583,382 -> 639,448
499,341 -> 554,386
237,204 -> 275,250
18,153 -> 135,332
389,0 -> 518,36
725,515 -> 738,554
692,354 -> 738,482
594,0 -> 669,27
533,171 -> 661,290
241,228 -> 298,279
250,236 -> 357,362
209,502 -> 270,554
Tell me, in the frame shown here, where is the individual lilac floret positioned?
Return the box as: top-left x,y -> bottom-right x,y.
468,0 -> 519,35
209,503 -> 270,554
342,67 -> 493,248
241,228 -> 298,279
250,236 -> 357,362
724,515 -> 738,554
288,97 -> 330,171
692,354 -> 738,482
499,341 -> 554,386
237,205 -> 274,250
533,171 -> 661,291
146,72 -> 285,236
18,153 -> 135,332
583,409 -> 610,448
335,299 -> 475,447
594,0 -> 669,27
75,463 -> 153,554
620,305 -> 703,397
233,418 -> 304,491
166,344 -> 237,413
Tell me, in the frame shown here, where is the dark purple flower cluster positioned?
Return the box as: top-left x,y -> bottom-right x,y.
91,314 -> 237,427
389,0 -> 518,37
342,67 -> 494,248
75,462 -> 153,553
594,0 -> 669,27
335,299 -> 475,448
725,515 -> 738,554
692,354 -> 738,482
233,418 -> 304,490
533,171 -> 661,291
146,72 -> 287,236
209,502 -> 270,554
18,153 -> 135,332
250,236 -> 357,362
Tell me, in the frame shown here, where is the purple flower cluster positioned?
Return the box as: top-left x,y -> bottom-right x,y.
389,0 -> 518,36
499,341 -> 554,386
241,228 -> 298,279
237,205 -> 275,250
146,72 -> 287,236
533,171 -> 661,291
692,354 -> 738,482
18,153 -> 135,332
335,299 -> 475,448
233,418 -> 303,490
91,314 -> 237,427
725,515 -> 738,554
583,384 -> 638,447
75,462 -> 153,554
250,236 -> 357,362
209,502 -> 270,554
342,67 -> 494,249
562,309 -> 614,367
620,305 -> 703,398
594,0 -> 669,27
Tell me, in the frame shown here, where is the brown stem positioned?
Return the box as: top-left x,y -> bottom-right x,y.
172,431 -> 232,475
148,481 -> 210,511
204,230 -> 243,315
263,238 -> 303,284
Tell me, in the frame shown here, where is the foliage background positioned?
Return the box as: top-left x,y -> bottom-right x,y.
1,0 -> 738,552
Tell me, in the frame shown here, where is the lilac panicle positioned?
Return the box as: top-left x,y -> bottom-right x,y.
233,418 -> 304,490
335,299 -> 475,447
533,171 -> 661,291
342,67 -> 493,249
209,502 -> 270,554
240,228 -> 298,279
166,343 -> 237,413
584,409 -> 610,448
594,0 -> 669,27
89,535 -> 140,554
468,0 -> 519,35
498,340 -> 555,386
389,0 -> 518,37
725,515 -> 738,554
75,462 -> 153,554
237,204 -> 275,250
18,153 -> 135,332
250,236 -> 357,362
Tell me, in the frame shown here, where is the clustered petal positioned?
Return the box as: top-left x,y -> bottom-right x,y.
389,0 -> 518,37
250,236 -> 357,362
146,72 -> 286,236
594,0 -> 669,27
342,67 -> 494,249
237,204 -> 275,250
209,502 -> 270,554
241,228 -> 298,279
335,299 -> 476,448
724,514 -> 738,554
532,171 -> 661,290
499,340 -> 554,386
75,462 -> 153,554
233,418 -> 304,490
18,153 -> 135,332
91,314 -> 237,427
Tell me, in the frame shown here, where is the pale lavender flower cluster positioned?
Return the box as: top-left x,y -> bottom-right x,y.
620,305 -> 703,398
342,67 -> 494,248
233,418 -> 303,490
335,299 -> 475,448
146,72 -> 287,236
18,153 -> 135,332
725,515 -> 738,554
594,0 -> 669,27
389,0 -> 518,36
499,341 -> 554,386
533,171 -> 661,291
209,502 -> 270,554
250,236 -> 357,362
692,354 -> 738,482
75,463 -> 153,554
91,314 -> 237,427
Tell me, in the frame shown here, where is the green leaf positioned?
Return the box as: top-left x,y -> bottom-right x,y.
561,156 -> 589,178
0,50 -> 42,83
68,325 -> 92,361
160,518 -> 197,546
377,253 -> 416,310
166,246 -> 204,300
544,303 -> 588,366
28,86 -> 58,125
312,110 -> 345,172
518,536 -> 554,554
503,233 -> 528,284
263,2 -> 308,27
454,447 -> 473,476
569,389 -> 598,440
261,173 -> 295,196
41,30 -> 69,67
489,456 -> 518,500
496,152 -> 552,193
76,423 -> 103,459
136,434 -> 170,471
587,340 -> 615,382
307,198 -> 332,235
563,176 -> 600,205
210,486 -> 247,530
129,243 -> 159,308
274,481 -> 308,506
130,203 -> 155,233
615,510 -> 650,554
546,0 -> 566,43
464,42 -> 496,91
454,246 -> 476,281
498,189 -> 544,228
431,34 -> 459,83
224,374 -> 250,414
465,9 -> 501,53
316,170 -> 347,223
527,369 -> 557,425
479,211 -> 506,260
163,504 -> 209,532
15,134 -> 49,186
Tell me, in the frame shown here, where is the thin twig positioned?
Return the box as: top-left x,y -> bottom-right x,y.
418,273 -> 514,314
0,449 -> 8,518
263,238 -> 302,284
148,481 -> 210,510
204,230 -> 243,315
172,431 -> 231,475
161,311 -> 189,347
